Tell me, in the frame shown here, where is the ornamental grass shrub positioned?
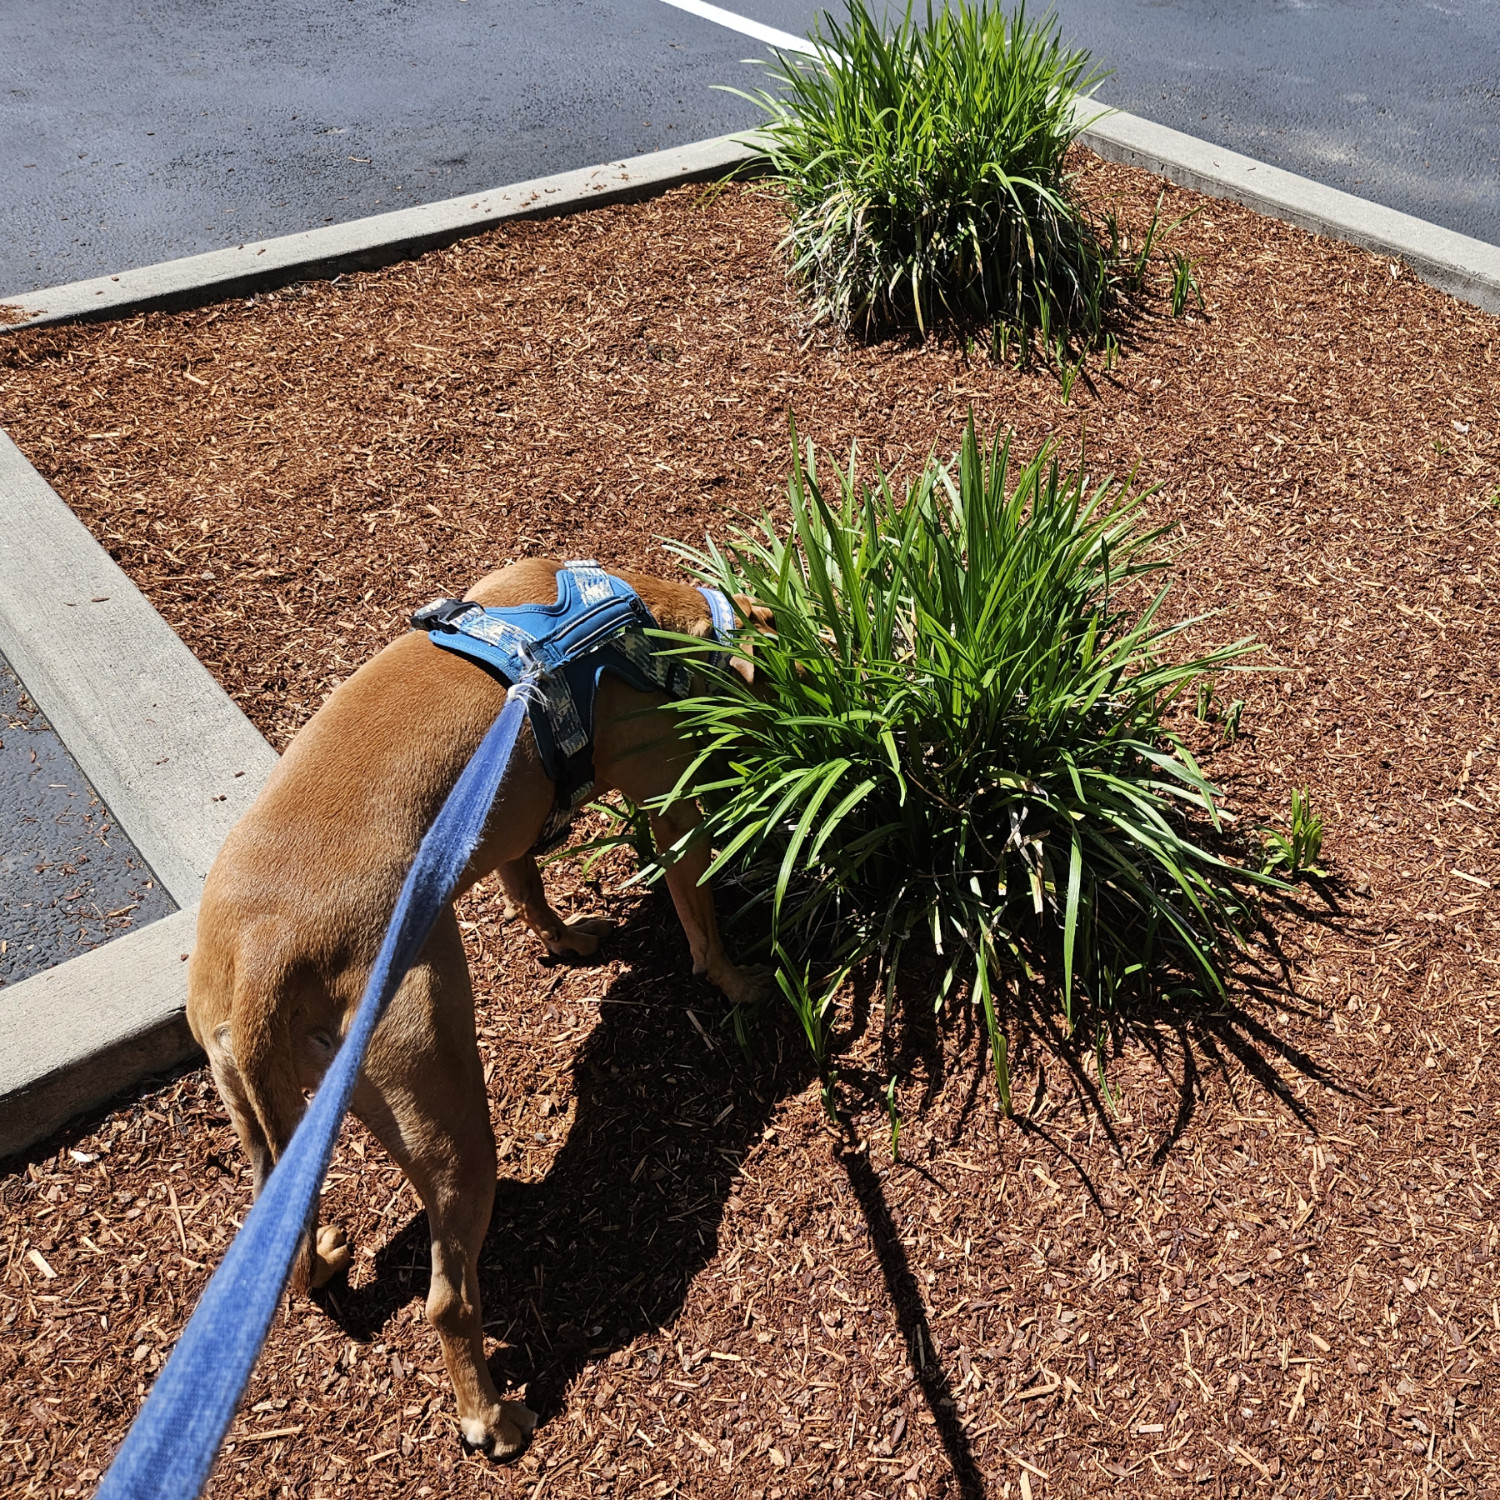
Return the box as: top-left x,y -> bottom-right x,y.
741,0 -> 1121,341
662,423 -> 1272,1103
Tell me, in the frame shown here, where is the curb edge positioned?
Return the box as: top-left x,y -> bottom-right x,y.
1075,104 -> 1500,316
0,133 -> 771,334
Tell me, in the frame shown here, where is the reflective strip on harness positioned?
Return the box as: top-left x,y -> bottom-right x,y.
696,586 -> 737,675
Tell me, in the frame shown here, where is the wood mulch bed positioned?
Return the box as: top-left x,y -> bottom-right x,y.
3,156 -> 1500,1500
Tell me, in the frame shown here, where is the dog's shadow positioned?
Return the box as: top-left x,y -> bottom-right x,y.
319,890 -> 812,1422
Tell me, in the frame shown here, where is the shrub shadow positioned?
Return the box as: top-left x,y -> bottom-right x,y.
314,873 -> 1365,1499
830,880 -> 1378,1212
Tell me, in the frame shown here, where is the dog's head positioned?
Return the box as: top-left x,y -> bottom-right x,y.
723,593 -> 776,689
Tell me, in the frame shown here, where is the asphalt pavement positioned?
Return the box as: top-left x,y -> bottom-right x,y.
1,0 -> 790,295
0,651 -> 176,988
1,0 -> 1497,298
1050,0 -> 1499,250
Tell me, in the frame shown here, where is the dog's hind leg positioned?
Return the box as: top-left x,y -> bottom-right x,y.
497,853 -> 614,959
352,906 -> 535,1459
204,947 -> 354,1291
203,1021 -> 353,1288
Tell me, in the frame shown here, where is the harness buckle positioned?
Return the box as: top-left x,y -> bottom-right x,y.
411,597 -> 481,632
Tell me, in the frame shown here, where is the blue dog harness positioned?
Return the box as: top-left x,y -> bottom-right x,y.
412,563 -> 736,849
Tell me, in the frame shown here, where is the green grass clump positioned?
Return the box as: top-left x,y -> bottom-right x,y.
739,0 -> 1117,341
663,421 -> 1272,1098
1260,788 -> 1326,880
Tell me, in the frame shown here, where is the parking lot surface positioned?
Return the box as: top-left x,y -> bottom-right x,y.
1,0 -> 1495,296
0,651 -> 175,987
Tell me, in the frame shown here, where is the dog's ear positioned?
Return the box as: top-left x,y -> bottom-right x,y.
728,594 -> 777,687
733,594 -> 776,631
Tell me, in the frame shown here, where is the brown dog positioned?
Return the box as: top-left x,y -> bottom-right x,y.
186,558 -> 763,1458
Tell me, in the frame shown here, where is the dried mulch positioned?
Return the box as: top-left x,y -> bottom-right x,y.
3,155 -> 1500,1500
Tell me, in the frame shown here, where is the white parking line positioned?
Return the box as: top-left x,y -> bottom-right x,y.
656,0 -> 822,57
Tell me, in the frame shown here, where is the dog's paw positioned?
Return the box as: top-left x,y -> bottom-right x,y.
543,915 -> 616,960
715,962 -> 773,1007
310,1224 -> 353,1289
460,1399 -> 537,1461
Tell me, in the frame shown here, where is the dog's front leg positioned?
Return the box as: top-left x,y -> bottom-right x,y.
649,801 -> 768,1006
497,854 -> 615,958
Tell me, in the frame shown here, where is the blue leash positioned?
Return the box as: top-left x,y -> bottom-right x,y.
96,689 -> 530,1500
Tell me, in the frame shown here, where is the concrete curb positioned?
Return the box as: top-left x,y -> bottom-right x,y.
0,432 -> 276,1157
0,133 -> 770,333
0,908 -> 200,1159
1072,102 -> 1500,315
0,432 -> 277,904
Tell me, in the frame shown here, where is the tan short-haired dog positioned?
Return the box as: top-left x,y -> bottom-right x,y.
186,558 -> 763,1458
